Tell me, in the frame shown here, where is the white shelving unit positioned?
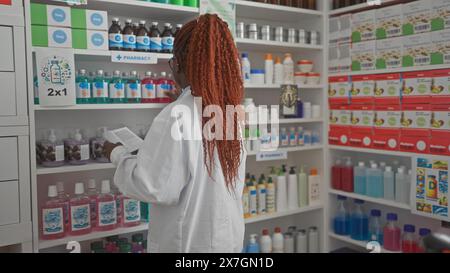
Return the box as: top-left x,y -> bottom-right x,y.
247,145 -> 324,156
329,64 -> 450,77
236,38 -> 323,53
329,190 -> 411,210
34,103 -> 168,111
328,233 -> 400,253
245,83 -> 324,90
328,0 -> 399,16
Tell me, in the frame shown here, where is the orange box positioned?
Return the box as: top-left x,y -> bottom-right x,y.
374,73 -> 402,105
329,76 -> 350,105
351,75 -> 375,104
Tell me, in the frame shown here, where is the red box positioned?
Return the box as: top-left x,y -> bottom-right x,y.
329,76 -> 350,105
350,75 -> 375,104
349,129 -> 373,148
431,69 -> 450,105
349,104 -> 374,148
430,130 -> 450,156
372,132 -> 400,151
0,0 -> 11,5
399,135 -> 430,154
402,71 -> 433,104
329,104 -> 351,129
374,73 -> 402,105
329,127 -> 350,146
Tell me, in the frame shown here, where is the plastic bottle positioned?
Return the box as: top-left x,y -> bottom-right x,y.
108,18 -> 123,51
266,177 -> 276,213
288,167 -> 299,210
308,227 -> 320,253
331,159 -> 342,190
383,213 -> 401,251
333,195 -> 351,236
274,57 -> 284,85
296,98 -> 304,118
241,53 -> 251,85
367,163 -> 384,198
401,224 -> 418,253
341,157 -> 354,193
276,168 -> 288,212
354,162 -> 367,195
369,209 -> 383,244
350,199 -> 369,241
242,183 -> 250,218
38,129 -> 65,167
288,226 -> 298,251
248,182 -> 257,217
173,24 -> 183,37
76,69 -> 91,104
265,53 -> 274,85
92,70 -> 109,104
289,127 -> 298,146
280,128 -> 289,147
123,19 -> 136,51
108,70 -> 126,103
284,233 -> 295,253
395,168 -> 410,204
87,179 -> 98,229
308,168 -> 321,206
69,183 -> 91,236
56,182 -> 70,231
156,72 -> 171,103
161,23 -> 174,53
64,129 -> 90,165
167,73 -> 176,101
149,22 -> 162,53
96,180 -> 117,231
257,176 -> 267,214
298,165 -> 308,207
126,71 -> 142,103
41,185 -> 66,240
415,228 -> 431,253
136,20 -> 150,52
113,186 -> 123,226
283,53 -> 294,84
297,126 -> 304,146
260,229 -> 272,253
272,227 -> 284,253
383,166 -> 395,200
121,196 -> 141,227
296,229 -> 307,253
90,127 -> 109,163
141,71 -> 157,103
246,234 -> 260,253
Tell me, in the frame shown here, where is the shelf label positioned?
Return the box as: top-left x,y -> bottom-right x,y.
256,150 -> 287,162
111,51 -> 157,64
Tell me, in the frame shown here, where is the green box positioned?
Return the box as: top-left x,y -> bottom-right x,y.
71,8 -> 108,30
30,3 -> 71,27
72,29 -> 87,49
31,25 -> 48,47
31,25 -> 72,48
30,3 -> 47,26
71,8 -> 87,29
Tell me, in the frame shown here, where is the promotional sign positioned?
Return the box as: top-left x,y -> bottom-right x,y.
412,156 -> 449,221
111,51 -> 158,64
200,0 -> 236,37
36,48 -> 76,106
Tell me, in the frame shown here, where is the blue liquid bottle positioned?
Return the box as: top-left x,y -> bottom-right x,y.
350,199 -> 369,241
92,70 -> 109,104
367,163 -> 384,198
333,195 -> 351,236
109,70 -> 126,104
369,209 -> 383,245
76,69 -> 91,104
354,161 -> 367,195
126,71 -> 142,103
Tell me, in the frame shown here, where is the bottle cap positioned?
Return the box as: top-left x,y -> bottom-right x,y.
176,24 -> 183,28
139,20 -> 146,25
145,71 -> 152,77
74,129 -> 82,142
56,181 -> 65,193
310,168 -> 318,175
288,226 -> 297,233
48,129 -> 57,143
75,183 -> 85,195
164,23 -> 171,27
242,53 -> 249,58
404,224 -> 415,233
131,70 -> 137,76
88,179 -> 96,190
358,161 -> 365,167
101,180 -> 111,194
285,53 -> 292,58
97,69 -> 104,76
79,69 -> 87,74
398,168 -> 404,174
161,71 -> 167,77
371,209 -> 381,217
113,18 -> 119,22
262,229 -> 269,236
337,195 -> 347,201
275,57 -> 282,64
385,166 -> 392,172
371,163 -> 378,169
265,54 -> 273,60
125,19 -> 132,24
387,213 -> 398,221
274,227 -> 281,233
354,199 -> 364,204
48,185 -> 58,198
114,70 -> 121,76
419,228 -> 431,237
297,60 -> 313,64
152,22 -> 158,25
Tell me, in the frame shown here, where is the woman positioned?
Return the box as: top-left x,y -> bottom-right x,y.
104,14 -> 246,253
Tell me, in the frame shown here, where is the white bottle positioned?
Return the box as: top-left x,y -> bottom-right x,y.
298,166 -> 308,207
272,227 -> 284,253
287,167 -> 299,210
265,53 -> 274,85
241,53 -> 251,85
276,168 -> 288,212
308,168 -> 321,206
284,233 -> 295,253
308,227 -> 320,253
395,168 -> 408,204
384,166 -> 395,201
274,57 -> 284,85
260,229 -> 273,253
296,229 -> 308,253
283,53 -> 294,84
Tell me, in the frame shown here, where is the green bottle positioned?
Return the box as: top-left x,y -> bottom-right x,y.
184,0 -> 198,7
109,70 -> 126,104
126,70 -> 142,103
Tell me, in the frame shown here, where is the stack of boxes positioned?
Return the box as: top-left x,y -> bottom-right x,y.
31,3 -> 108,51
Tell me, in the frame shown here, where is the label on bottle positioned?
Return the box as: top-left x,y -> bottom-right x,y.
76,81 -> 91,99
242,192 -> 249,216
137,36 -> 150,50
89,197 -> 97,224
266,187 -> 275,212
80,144 -> 89,160
161,36 -> 174,51
55,145 -> 64,162
42,207 -> 64,235
98,200 -> 117,226
123,199 -> 140,223
70,204 -> 91,231
258,188 -> 267,214
249,190 -> 257,216
92,82 -> 108,98
109,82 -> 125,99
281,134 -> 289,146
157,83 -> 171,98
126,83 -> 142,99
123,34 -> 136,50
109,33 -> 123,48
142,83 -> 156,99
284,65 -> 294,84
150,37 -> 162,52
289,133 -> 298,146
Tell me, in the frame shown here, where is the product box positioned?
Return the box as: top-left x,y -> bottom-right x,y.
71,8 -> 108,30
402,71 -> 433,104
329,76 -> 351,105
430,130 -> 450,156
351,9 -> 376,43
329,17 -> 340,46
349,104 -> 374,148
338,43 -> 352,73
431,69 -> 450,104
373,105 -> 402,151
351,40 -> 376,71
400,104 -> 431,154
329,104 -> 351,128
328,46 -> 339,74
72,29 -> 108,50
431,104 -> 450,131
402,0 -> 432,36
376,37 -> 403,69
431,0 -> 450,31
374,73 -> 402,105
431,29 -> 450,65
31,3 -> 71,27
339,14 -> 352,45
329,127 -> 351,146
350,75 -> 374,104
376,4 -> 403,39
402,33 -> 432,67
32,25 -> 72,48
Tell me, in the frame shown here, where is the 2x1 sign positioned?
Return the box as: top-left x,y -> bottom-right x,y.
111,51 -> 158,64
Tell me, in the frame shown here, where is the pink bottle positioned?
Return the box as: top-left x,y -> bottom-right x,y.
69,182 -> 92,236
56,182 -> 70,232
41,185 -> 66,240
141,71 -> 156,103
383,213 -> 401,251
331,159 -> 342,190
402,224 -> 418,253
87,179 -> 98,229
121,196 -> 141,228
113,186 -> 124,227
341,157 -> 354,192
156,71 -> 172,104
96,180 -> 117,231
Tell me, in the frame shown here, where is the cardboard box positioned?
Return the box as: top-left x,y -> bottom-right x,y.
402,71 -> 433,104
350,75 -> 374,104
402,33 -> 432,67
372,133 -> 400,151
328,46 -> 339,74
431,29 -> 450,65
349,104 -> 374,148
32,25 -> 72,48
431,104 -> 450,131
431,69 -> 450,104
431,0 -> 450,31
352,9 -> 376,43
401,104 -> 431,131
399,134 -> 430,154
430,130 -> 450,156
329,76 -> 351,105
376,5 -> 403,39
351,40 -> 376,71
329,104 -> 351,128
71,9 -> 108,30
329,17 -> 340,46
328,127 -> 350,146
72,29 -> 108,50
339,14 -> 352,45
374,73 -> 402,105
338,44 -> 351,73
31,3 -> 71,27
402,0 -> 432,36
376,37 -> 402,69
373,104 -> 401,151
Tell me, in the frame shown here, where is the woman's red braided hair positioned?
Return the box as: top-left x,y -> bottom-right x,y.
174,14 -> 244,188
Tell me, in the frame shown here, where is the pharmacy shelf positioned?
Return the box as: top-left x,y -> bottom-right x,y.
247,145 -> 323,156
38,223 -> 148,250
37,163 -> 115,175
328,233 -> 401,253
34,103 -> 168,111
245,84 -> 324,89
329,0 -> 400,16
279,118 -> 323,124
235,0 -> 322,21
329,189 -> 411,210
329,145 -> 419,158
329,64 -> 450,77
245,205 -> 323,224
236,38 -> 323,53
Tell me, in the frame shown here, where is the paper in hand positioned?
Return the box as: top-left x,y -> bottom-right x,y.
105,127 -> 144,153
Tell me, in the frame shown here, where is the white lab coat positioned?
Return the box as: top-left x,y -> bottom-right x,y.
111,87 -> 246,253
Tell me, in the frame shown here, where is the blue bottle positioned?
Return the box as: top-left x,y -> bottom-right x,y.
246,234 -> 260,253
92,70 -> 109,104
354,161 -> 367,195
333,195 -> 351,236
367,163 -> 384,198
369,209 -> 383,245
126,71 -> 142,103
350,199 -> 369,241
76,69 -> 91,104
109,70 -> 126,104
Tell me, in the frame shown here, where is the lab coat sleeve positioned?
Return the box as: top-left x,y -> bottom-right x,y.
112,114 -> 189,206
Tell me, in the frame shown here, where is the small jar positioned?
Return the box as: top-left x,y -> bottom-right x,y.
306,72 -> 321,85
303,102 -> 312,119
310,30 -> 319,45
295,72 -> 307,85
261,25 -> 271,41
64,129 -> 90,165
250,69 -> 265,85
248,23 -> 258,40
236,22 -> 245,39
297,60 -> 314,73
288,28 -> 297,43
275,26 -> 284,42
298,29 -> 307,44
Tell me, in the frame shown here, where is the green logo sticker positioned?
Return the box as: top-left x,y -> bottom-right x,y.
417,117 -> 426,127
388,117 -> 397,126
388,86 -> 396,95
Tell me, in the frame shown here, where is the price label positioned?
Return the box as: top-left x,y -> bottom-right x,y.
111,51 -> 158,64
256,150 -> 288,162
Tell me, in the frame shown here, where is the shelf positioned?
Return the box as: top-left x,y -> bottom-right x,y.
247,145 -> 323,156
279,118 -> 323,124
328,233 -> 401,253
329,145 -> 420,158
38,223 -> 148,250
329,64 -> 450,77
245,84 -> 324,89
236,38 -> 323,53
329,189 -> 411,210
235,0 -> 322,21
37,163 -> 115,175
34,103 -> 168,111
329,0 -> 401,16
245,205 -> 323,224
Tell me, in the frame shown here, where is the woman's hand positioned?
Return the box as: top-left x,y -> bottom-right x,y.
103,141 -> 122,162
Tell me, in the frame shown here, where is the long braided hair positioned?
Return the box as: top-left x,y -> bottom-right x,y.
174,14 -> 244,189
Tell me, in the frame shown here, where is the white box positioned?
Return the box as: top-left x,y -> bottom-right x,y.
351,40 -> 376,71
402,0 -> 432,35
376,37 -> 403,69
432,0 -> 450,31
339,43 -> 351,73
351,9 -> 376,43
431,29 -> 450,65
402,33 -> 432,67
86,10 -> 108,30
339,14 -> 352,45
329,17 -> 340,46
376,4 -> 403,39
87,30 -> 108,50
48,27 -> 72,48
328,45 -> 339,74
